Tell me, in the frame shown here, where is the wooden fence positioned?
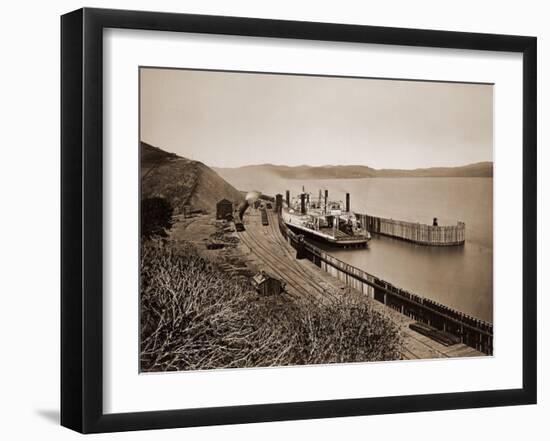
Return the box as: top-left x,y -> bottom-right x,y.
278,215 -> 493,354
357,214 -> 465,246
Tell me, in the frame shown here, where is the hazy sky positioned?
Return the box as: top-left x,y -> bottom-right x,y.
140,68 -> 493,169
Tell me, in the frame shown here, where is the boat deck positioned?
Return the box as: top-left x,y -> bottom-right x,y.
318,226 -> 362,241
283,214 -> 368,245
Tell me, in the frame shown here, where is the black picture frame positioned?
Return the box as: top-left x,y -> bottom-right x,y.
61,7 -> 537,434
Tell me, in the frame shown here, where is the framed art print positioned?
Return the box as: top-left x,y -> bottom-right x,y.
61,8 -> 537,433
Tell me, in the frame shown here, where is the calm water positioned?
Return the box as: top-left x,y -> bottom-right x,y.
218,172 -> 493,322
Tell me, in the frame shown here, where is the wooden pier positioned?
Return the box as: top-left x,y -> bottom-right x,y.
357,213 -> 466,246
236,207 -> 486,360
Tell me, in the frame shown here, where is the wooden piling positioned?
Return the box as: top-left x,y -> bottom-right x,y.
357,213 -> 466,246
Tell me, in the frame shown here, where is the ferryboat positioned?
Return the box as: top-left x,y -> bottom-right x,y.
281,188 -> 371,248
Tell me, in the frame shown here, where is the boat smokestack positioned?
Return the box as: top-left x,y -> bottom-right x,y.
286,190 -> 290,207
275,194 -> 283,213
325,189 -> 328,213
346,193 -> 350,213
300,193 -> 306,215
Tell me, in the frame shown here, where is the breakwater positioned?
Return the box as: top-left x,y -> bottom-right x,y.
356,213 -> 466,246
278,215 -> 492,355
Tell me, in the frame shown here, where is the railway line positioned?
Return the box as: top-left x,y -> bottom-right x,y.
265,214 -> 342,304
238,218 -> 335,305
238,230 -> 313,305
264,211 -> 340,301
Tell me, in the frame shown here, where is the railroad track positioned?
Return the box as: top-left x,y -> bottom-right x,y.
264,211 -> 341,301
237,218 -> 335,305
269,213 -> 344,300
238,229 -> 328,304
237,230 -> 314,304
258,219 -> 337,301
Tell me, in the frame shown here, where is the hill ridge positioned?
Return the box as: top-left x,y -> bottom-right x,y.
141,142 -> 244,213
214,161 -> 493,179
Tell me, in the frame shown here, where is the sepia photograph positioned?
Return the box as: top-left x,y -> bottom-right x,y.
139,67 -> 494,373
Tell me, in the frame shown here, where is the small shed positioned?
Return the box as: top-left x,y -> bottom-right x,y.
216,198 -> 233,220
251,271 -> 284,296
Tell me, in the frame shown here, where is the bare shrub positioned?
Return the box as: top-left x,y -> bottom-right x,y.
140,240 -> 402,372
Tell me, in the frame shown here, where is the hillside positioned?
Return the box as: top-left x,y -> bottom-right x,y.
141,142 -> 244,213
215,161 -> 492,180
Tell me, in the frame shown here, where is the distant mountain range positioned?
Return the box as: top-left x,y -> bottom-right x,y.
214,162 -> 493,180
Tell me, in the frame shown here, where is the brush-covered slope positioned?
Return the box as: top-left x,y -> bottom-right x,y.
141,142 -> 244,213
